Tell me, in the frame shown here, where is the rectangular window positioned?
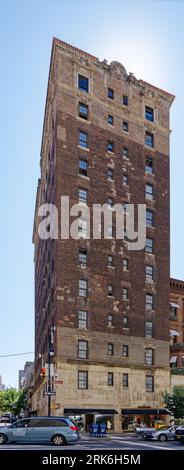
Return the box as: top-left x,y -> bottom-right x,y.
79,187 -> 88,204
123,174 -> 128,185
79,248 -> 87,266
108,115 -> 114,125
123,95 -> 128,106
122,345 -> 129,357
78,310 -> 88,329
123,147 -> 129,158
79,103 -> 88,119
78,219 -> 87,237
145,348 -> 154,365
146,184 -> 154,200
145,131 -> 154,148
145,106 -> 154,122
122,202 -> 129,213
108,285 -> 113,296
78,340 -> 88,359
108,88 -> 114,99
108,372 -> 114,386
123,288 -> 129,300
108,168 -> 114,180
146,156 -> 153,174
79,159 -> 88,176
123,258 -> 129,271
107,225 -> 113,238
123,373 -> 128,387
79,130 -> 88,148
107,197 -> 113,208
78,371 -> 88,389
146,209 -> 153,227
107,343 -> 114,355
78,75 -> 89,92
108,314 -> 113,327
146,293 -> 154,310
146,265 -> 154,282
107,255 -> 113,267
107,141 -> 114,152
146,375 -> 154,392
123,317 -> 128,327
146,320 -> 153,338
146,237 -> 153,253
79,279 -> 88,297
123,121 -> 129,132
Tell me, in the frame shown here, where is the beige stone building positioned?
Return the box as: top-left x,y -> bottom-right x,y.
32,38 -> 174,431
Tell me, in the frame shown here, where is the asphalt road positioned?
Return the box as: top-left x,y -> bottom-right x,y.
0,434 -> 184,450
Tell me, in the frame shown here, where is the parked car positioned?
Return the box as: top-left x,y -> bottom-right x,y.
174,426 -> 184,444
143,425 -> 178,442
0,416 -> 11,427
0,416 -> 80,446
135,426 -> 154,438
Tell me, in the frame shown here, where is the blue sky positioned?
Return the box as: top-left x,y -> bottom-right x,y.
0,0 -> 183,388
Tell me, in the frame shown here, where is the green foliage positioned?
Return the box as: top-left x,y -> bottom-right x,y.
0,388 -> 27,415
163,387 -> 184,418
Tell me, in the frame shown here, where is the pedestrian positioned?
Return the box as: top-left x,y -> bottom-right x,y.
107,419 -> 112,433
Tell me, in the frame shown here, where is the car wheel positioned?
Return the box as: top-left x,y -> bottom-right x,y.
52,434 -> 66,446
0,434 -> 8,445
158,434 -> 167,442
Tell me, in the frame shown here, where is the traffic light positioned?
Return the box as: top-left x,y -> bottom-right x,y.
40,367 -> 46,378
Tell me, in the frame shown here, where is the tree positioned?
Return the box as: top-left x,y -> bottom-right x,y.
163,387 -> 184,419
0,388 -> 27,415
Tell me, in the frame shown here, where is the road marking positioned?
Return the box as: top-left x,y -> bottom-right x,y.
111,439 -> 181,450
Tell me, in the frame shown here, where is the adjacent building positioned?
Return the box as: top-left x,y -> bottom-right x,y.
32,38 -> 174,431
170,278 -> 184,369
0,375 -> 5,391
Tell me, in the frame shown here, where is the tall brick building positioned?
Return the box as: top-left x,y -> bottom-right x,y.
170,278 -> 184,369
32,38 -> 174,431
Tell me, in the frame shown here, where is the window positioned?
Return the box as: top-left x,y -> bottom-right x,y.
146,156 -> 153,174
107,225 -> 113,238
146,184 -> 154,200
107,343 -> 114,355
108,168 -> 114,180
146,237 -> 153,253
78,75 -> 89,92
78,219 -> 87,237
123,258 -> 128,271
108,88 -> 114,99
79,248 -> 87,266
79,159 -> 88,176
145,348 -> 154,365
123,95 -> 128,106
146,209 -> 153,227
146,293 -> 154,310
170,306 -> 178,321
146,265 -> 154,282
146,320 -> 153,338
123,147 -> 128,158
78,371 -> 88,389
79,187 -> 88,204
145,131 -> 154,148
123,288 -> 129,300
107,197 -> 113,208
78,310 -> 88,329
123,174 -> 128,185
78,340 -> 88,359
108,115 -> 114,125
107,141 -> 114,152
122,345 -> 129,357
108,372 -> 114,386
122,202 -> 129,213
79,130 -> 88,148
107,255 -> 113,267
123,373 -> 128,387
146,375 -> 154,392
79,279 -> 88,297
108,314 -> 113,327
123,316 -> 128,327
79,103 -> 88,119
108,285 -> 113,296
123,121 -> 129,132
145,106 -> 154,122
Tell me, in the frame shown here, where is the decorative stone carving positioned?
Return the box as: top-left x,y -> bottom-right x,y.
110,61 -> 127,78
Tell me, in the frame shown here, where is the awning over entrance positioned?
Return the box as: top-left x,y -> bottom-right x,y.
170,329 -> 180,336
170,356 -> 177,363
121,408 -> 170,415
170,302 -> 179,308
64,408 -> 118,415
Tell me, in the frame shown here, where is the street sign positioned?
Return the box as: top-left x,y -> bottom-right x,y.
43,391 -> 56,396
